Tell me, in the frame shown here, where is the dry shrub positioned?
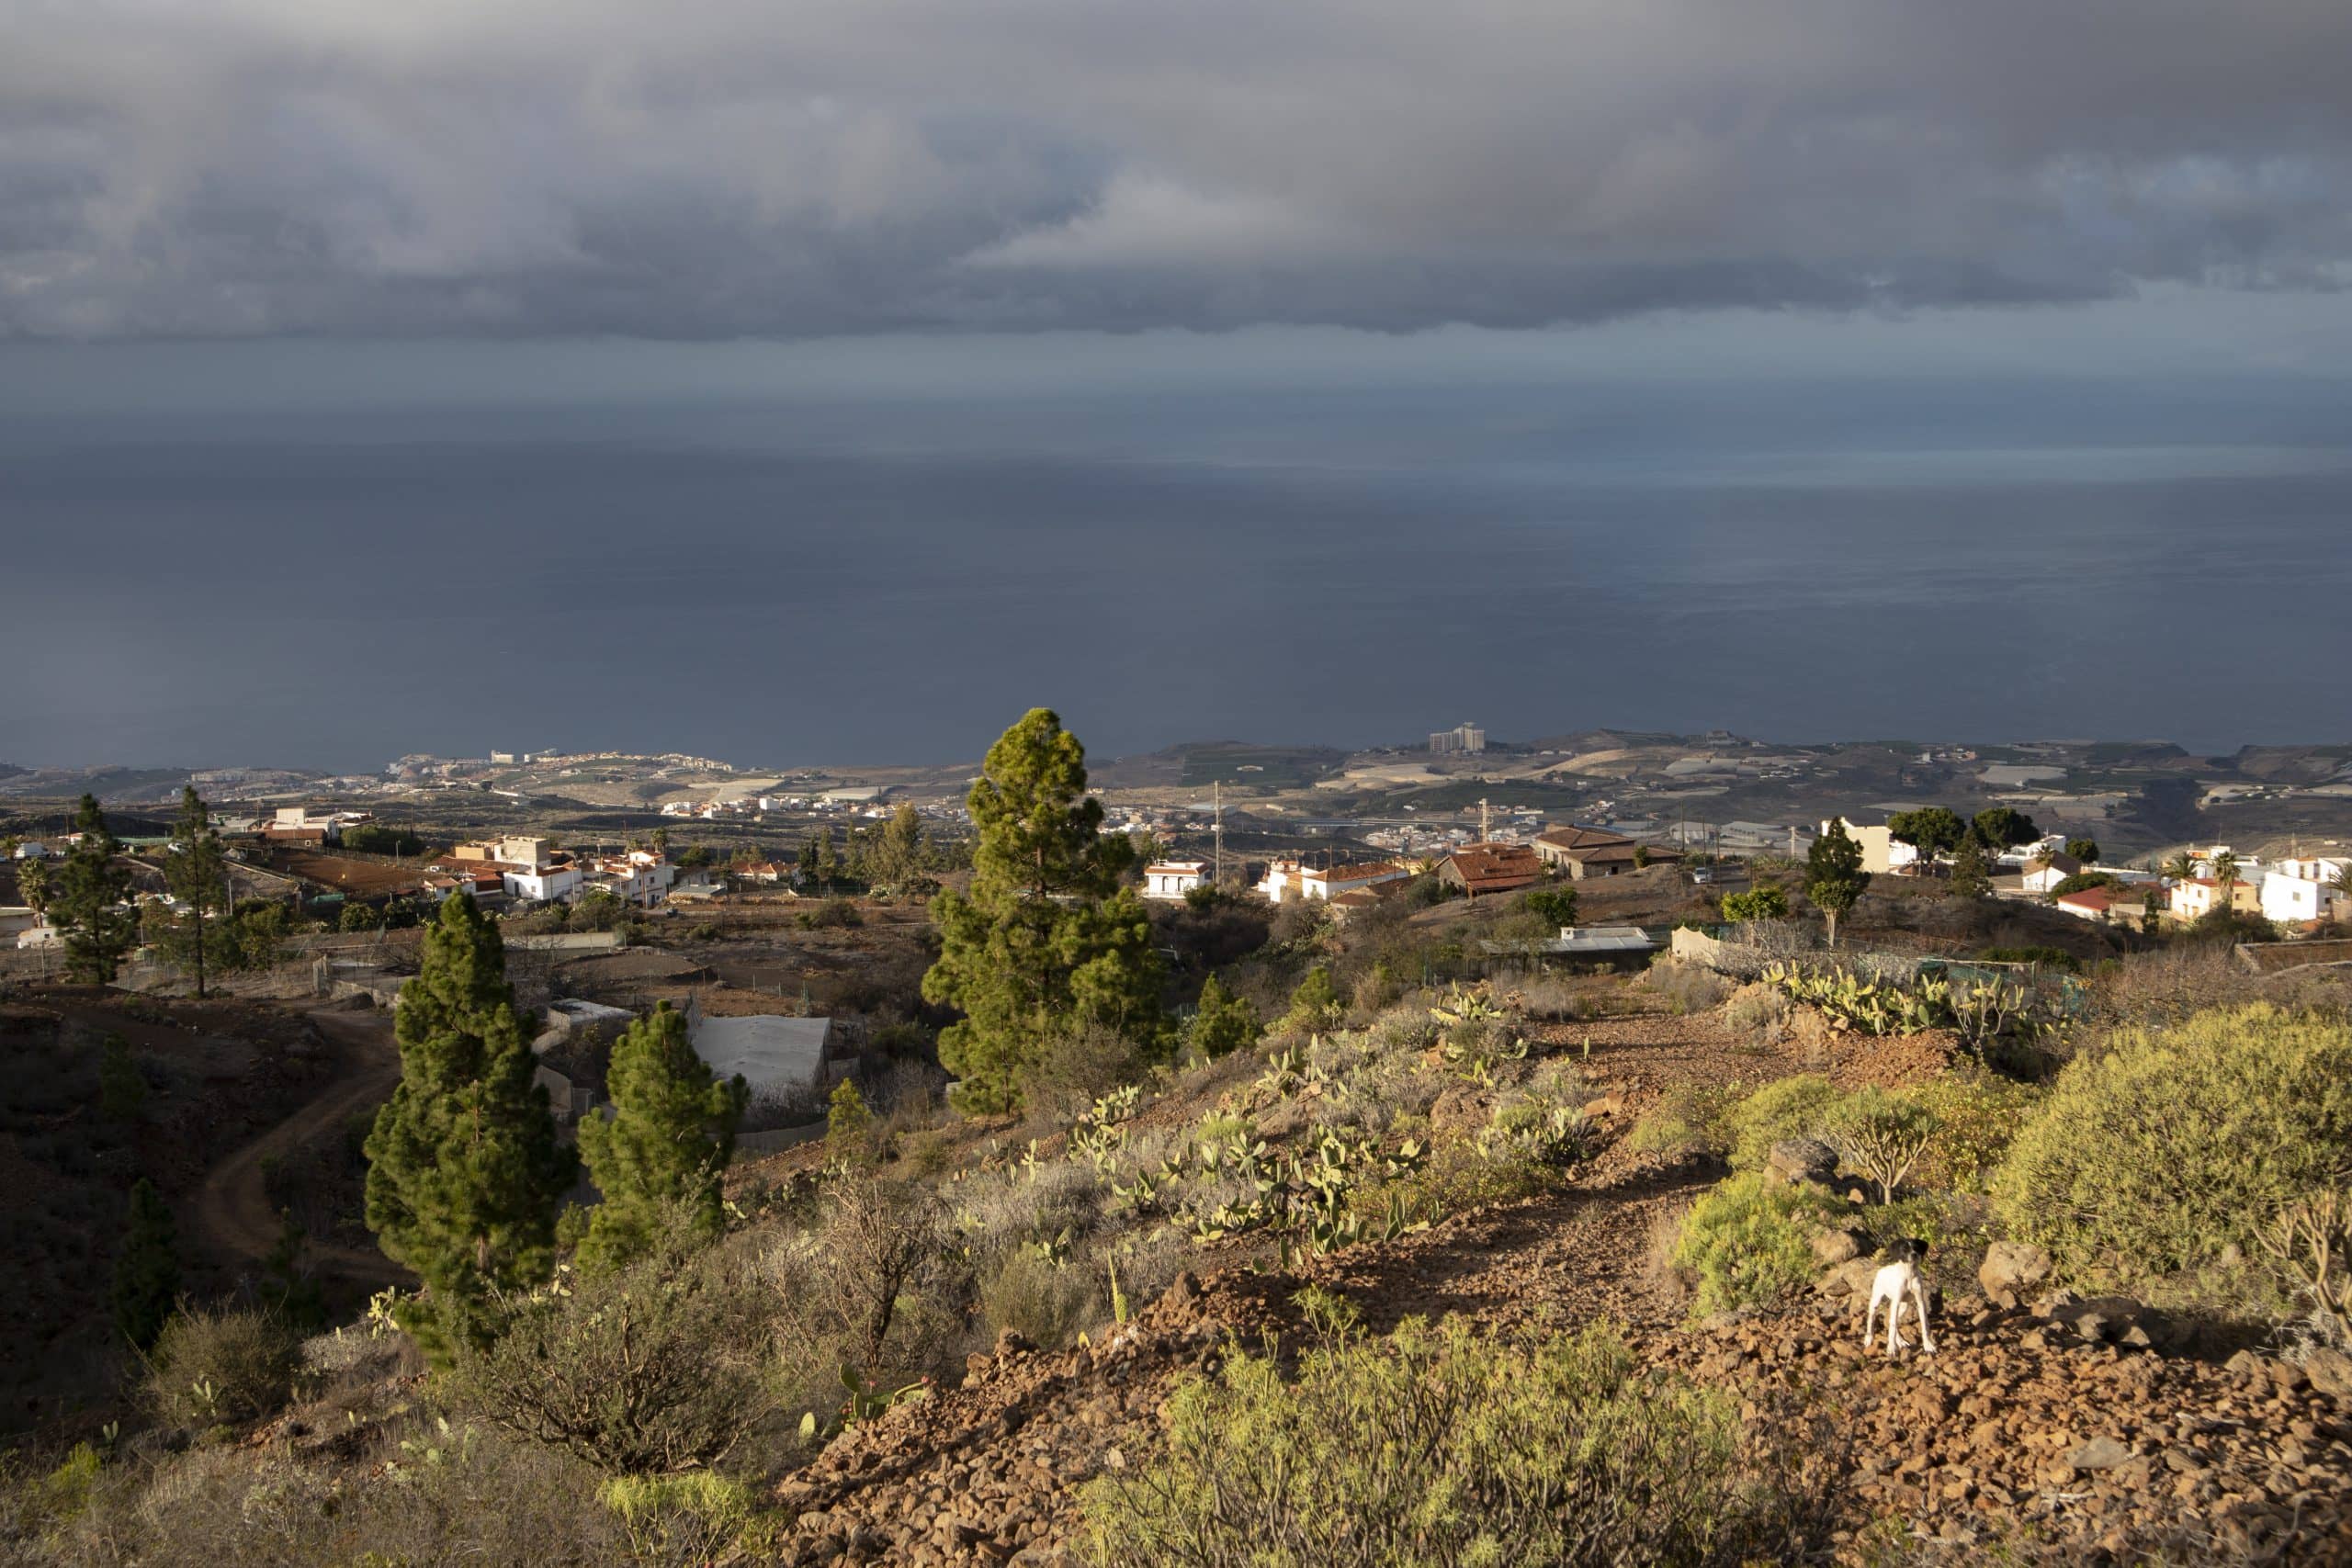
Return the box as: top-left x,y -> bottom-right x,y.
1516,976 -> 1589,1022
1646,959 -> 1732,1016
978,1250 -> 1098,1350
1021,1022 -> 1145,1121
24,1420 -> 629,1568
812,1175 -> 949,1371
458,1231 -> 788,1475
143,1306 -> 301,1428
1723,983 -> 1791,1042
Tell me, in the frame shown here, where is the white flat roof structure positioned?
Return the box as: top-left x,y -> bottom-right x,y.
691,1015 -> 832,1094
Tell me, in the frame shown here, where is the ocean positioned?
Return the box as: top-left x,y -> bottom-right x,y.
5,378 -> 2349,772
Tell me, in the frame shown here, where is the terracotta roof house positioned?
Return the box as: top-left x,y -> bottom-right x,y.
1438,842 -> 1547,898
2054,883 -> 2149,927
1532,824 -> 1679,879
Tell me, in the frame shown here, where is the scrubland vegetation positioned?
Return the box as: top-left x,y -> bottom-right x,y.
10,709 -> 2352,1564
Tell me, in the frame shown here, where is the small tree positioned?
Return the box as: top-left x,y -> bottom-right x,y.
1187,974 -> 1261,1060
1804,819 -> 1871,948
575,1003 -> 748,1274
163,786 -> 232,998
872,803 -> 927,890
819,1176 -> 944,1371
364,894 -> 575,1362
1887,807 -> 1967,863
1949,838 -> 1993,899
1521,886 -> 1578,928
51,795 -> 135,984
97,1032 -> 147,1120
922,708 -> 1165,1111
2064,838 -> 2100,865
111,1179 -> 180,1350
1279,965 -> 1345,1035
1719,886 -> 1789,923
1970,807 -> 2040,852
826,1078 -> 875,1148
1821,1089 -> 1942,1203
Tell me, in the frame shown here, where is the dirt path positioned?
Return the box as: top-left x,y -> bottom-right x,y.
192,1005 -> 407,1284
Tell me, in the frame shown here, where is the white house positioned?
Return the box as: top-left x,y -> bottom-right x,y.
2019,852 -> 2086,895
2260,865 -> 2345,927
1256,859 -> 1410,904
1141,861 -> 1209,901
504,863 -> 583,903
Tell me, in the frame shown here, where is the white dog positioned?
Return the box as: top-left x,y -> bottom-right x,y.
1861,1238 -> 1936,1358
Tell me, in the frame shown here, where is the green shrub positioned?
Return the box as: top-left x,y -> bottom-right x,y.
1276,966 -> 1345,1036
1521,886 -> 1579,928
598,1471 -> 784,1562
1994,1005 -> 2352,1298
1720,886 -> 1789,922
1626,1082 -> 1742,1160
825,1079 -> 874,1148
1186,975 -> 1261,1061
1080,1315 -> 1824,1566
144,1306 -> 301,1427
1725,1076 -> 1847,1172
1907,1072 -> 2041,1195
1670,1173 -> 1845,1317
1818,1088 -> 1941,1203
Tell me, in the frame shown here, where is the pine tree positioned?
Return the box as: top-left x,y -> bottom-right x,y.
574,1003 -> 747,1273
1950,838 -> 1993,899
162,786 -> 233,998
812,827 -> 841,893
1805,818 -> 1871,948
363,894 -> 575,1361
51,795 -> 135,984
1186,974 -> 1261,1060
1280,965 -> 1345,1034
826,1078 -> 875,1149
874,803 -> 928,890
111,1179 -> 180,1350
922,708 -> 1165,1112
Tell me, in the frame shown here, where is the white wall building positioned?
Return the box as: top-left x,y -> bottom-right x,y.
1142,861 -> 1208,901
2260,866 -> 2345,927
503,863 -> 583,903
1256,859 -> 1411,904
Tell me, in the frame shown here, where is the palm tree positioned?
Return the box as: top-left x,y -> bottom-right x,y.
2161,851 -> 2197,885
2209,850 -> 2240,912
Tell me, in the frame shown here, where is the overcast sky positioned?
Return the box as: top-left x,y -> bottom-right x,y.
6,0 -> 2351,349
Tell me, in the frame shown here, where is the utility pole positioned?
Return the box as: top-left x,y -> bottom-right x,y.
1213,781 -> 1224,887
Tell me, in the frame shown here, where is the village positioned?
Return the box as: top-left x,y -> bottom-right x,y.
6,717 -> 2352,1565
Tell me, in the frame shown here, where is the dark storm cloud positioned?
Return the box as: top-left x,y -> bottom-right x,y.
4,0 -> 2349,339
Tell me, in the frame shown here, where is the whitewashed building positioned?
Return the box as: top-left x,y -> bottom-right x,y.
1141,861 -> 1209,901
